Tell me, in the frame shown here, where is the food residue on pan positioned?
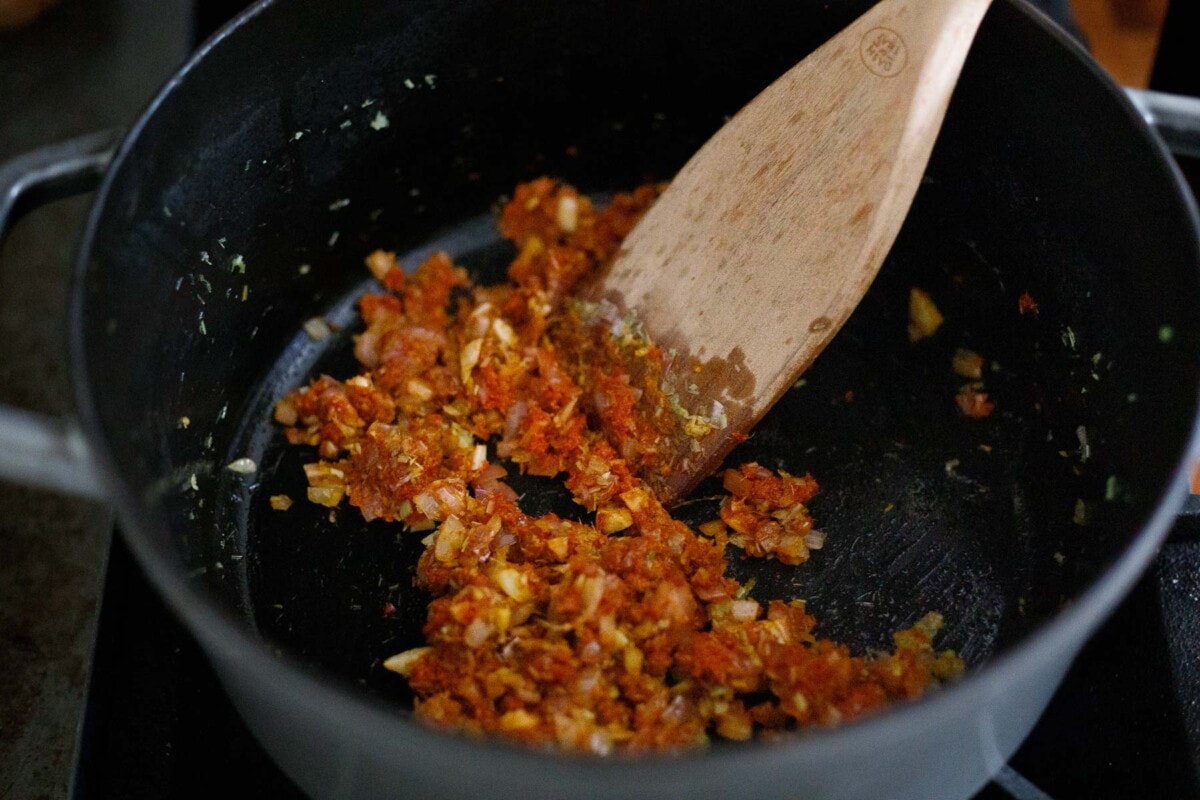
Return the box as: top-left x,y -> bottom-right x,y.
907,287 -> 943,342
951,348 -> 984,380
950,346 -> 994,419
272,179 -> 963,753
955,385 -> 994,419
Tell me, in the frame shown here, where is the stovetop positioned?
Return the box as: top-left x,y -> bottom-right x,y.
4,2 -> 1200,799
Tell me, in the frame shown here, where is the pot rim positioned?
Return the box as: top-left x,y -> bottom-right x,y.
68,0 -> 1200,787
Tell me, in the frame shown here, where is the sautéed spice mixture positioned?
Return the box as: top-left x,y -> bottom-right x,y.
274,179 -> 963,753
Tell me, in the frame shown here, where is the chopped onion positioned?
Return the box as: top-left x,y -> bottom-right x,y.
580,576 -> 605,618
382,646 -> 430,676
307,486 -> 344,507
354,330 -> 381,368
553,397 -> 578,427
491,317 -> 518,347
596,506 -> 633,534
406,378 -> 434,401
471,444 -> 488,471
303,317 -> 332,342
722,468 -> 751,497
273,398 -> 298,426
226,457 -> 258,474
622,646 -> 643,675
498,709 -> 538,731
574,667 -> 600,693
777,533 -> 807,562
365,249 -> 397,281
504,400 -> 528,440
434,525 -> 460,562
459,338 -> 483,383
475,479 -> 518,502
729,599 -> 761,622
413,492 -> 440,519
463,619 -> 493,649
587,730 -> 613,757
662,695 -> 689,724
619,487 -> 650,512
556,195 -> 578,233
434,483 -> 466,515
476,463 -> 506,483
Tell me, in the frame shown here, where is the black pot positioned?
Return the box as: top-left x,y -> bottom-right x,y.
2,1 -> 1200,798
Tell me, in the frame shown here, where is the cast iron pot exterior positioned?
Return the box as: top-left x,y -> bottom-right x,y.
47,0 -> 1200,798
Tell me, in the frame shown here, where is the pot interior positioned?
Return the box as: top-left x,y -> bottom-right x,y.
79,0 -> 1200,725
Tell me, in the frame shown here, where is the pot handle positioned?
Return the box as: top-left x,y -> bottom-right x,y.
0,130 -> 121,500
1125,88 -> 1200,160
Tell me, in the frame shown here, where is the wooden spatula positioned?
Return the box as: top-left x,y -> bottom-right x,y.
586,0 -> 993,503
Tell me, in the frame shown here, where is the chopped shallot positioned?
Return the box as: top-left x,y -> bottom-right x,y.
270,179 -> 964,754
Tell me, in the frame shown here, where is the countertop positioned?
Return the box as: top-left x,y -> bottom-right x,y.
0,3 -> 189,797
